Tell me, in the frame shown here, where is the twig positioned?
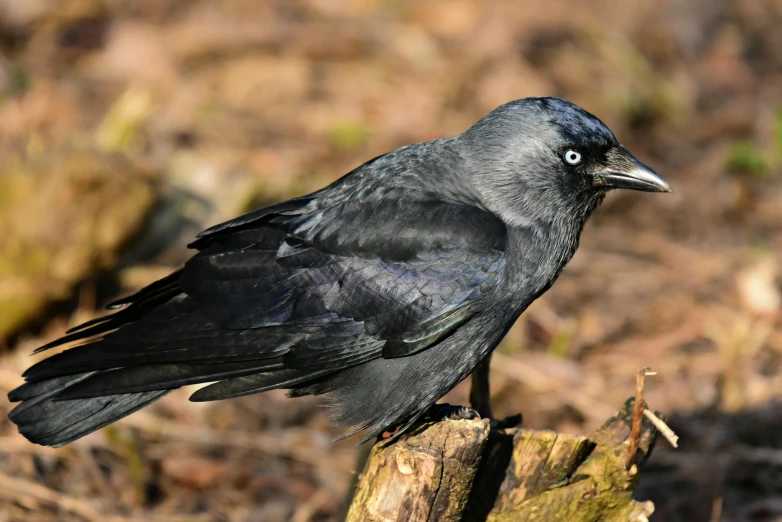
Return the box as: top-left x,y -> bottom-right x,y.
78,444 -> 115,499
0,467 -> 213,522
643,409 -> 679,448
626,367 -> 654,467
709,496 -> 723,522
0,469 -> 102,521
734,446 -> 782,466
491,352 -> 615,421
0,435 -> 61,455
118,412 -> 353,473
291,489 -> 333,522
0,367 -> 24,392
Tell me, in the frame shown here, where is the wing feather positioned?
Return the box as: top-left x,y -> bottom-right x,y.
10,185 -> 508,446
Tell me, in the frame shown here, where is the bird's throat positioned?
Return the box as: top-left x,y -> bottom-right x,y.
502,214 -> 588,313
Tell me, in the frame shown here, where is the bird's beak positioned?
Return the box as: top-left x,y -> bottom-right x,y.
594,146 -> 672,193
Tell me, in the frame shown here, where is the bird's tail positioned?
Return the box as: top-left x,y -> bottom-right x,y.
8,372 -> 169,447
7,270 -> 379,447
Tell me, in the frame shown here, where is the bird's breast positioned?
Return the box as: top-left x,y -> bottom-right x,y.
500,222 -> 583,313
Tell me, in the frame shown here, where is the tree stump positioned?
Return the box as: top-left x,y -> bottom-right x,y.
346,398 -> 658,522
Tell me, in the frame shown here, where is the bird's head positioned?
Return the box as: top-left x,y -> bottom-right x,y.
459,97 -> 671,228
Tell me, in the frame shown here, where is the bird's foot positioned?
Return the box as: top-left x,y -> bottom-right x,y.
449,405 -> 483,421
424,404 -> 523,429
415,404 -> 523,434
425,403 -> 482,423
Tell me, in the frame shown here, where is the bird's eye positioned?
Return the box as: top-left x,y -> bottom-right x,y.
564,150 -> 582,165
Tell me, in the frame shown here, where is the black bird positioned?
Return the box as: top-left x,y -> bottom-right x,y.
8,97 -> 671,447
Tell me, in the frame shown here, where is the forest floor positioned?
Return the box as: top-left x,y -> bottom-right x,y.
1,1 -> 781,521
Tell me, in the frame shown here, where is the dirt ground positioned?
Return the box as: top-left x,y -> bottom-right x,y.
0,1 -> 781,521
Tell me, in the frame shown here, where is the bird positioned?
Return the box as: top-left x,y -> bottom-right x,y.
8,97 -> 671,447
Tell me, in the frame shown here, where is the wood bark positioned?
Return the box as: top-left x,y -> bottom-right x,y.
345,417 -> 491,522
346,398 -> 658,522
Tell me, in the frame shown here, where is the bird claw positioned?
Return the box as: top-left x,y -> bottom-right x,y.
425,403 -> 482,423
424,405 -> 523,430
450,406 -> 483,421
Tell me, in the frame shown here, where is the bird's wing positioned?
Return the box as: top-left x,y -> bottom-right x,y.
19,193 -> 506,401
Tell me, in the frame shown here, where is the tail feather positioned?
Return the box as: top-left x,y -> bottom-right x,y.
189,368 -> 337,402
54,359 -> 285,399
8,267 -> 388,447
35,273 -> 183,354
8,373 -> 169,447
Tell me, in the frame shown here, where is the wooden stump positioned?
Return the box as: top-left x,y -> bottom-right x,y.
346,417 -> 490,521
347,398 -> 658,522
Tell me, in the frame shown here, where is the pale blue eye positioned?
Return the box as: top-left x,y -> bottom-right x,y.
564,150 -> 582,165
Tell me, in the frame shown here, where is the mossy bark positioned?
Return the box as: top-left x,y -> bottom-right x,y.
347,398 -> 658,522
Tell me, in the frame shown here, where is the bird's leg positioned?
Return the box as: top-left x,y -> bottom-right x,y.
469,354 -> 523,429
469,354 -> 493,419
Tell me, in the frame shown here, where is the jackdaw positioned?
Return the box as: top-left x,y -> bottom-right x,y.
8,97 -> 671,447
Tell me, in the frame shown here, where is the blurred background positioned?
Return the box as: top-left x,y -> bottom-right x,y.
0,0 -> 781,521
